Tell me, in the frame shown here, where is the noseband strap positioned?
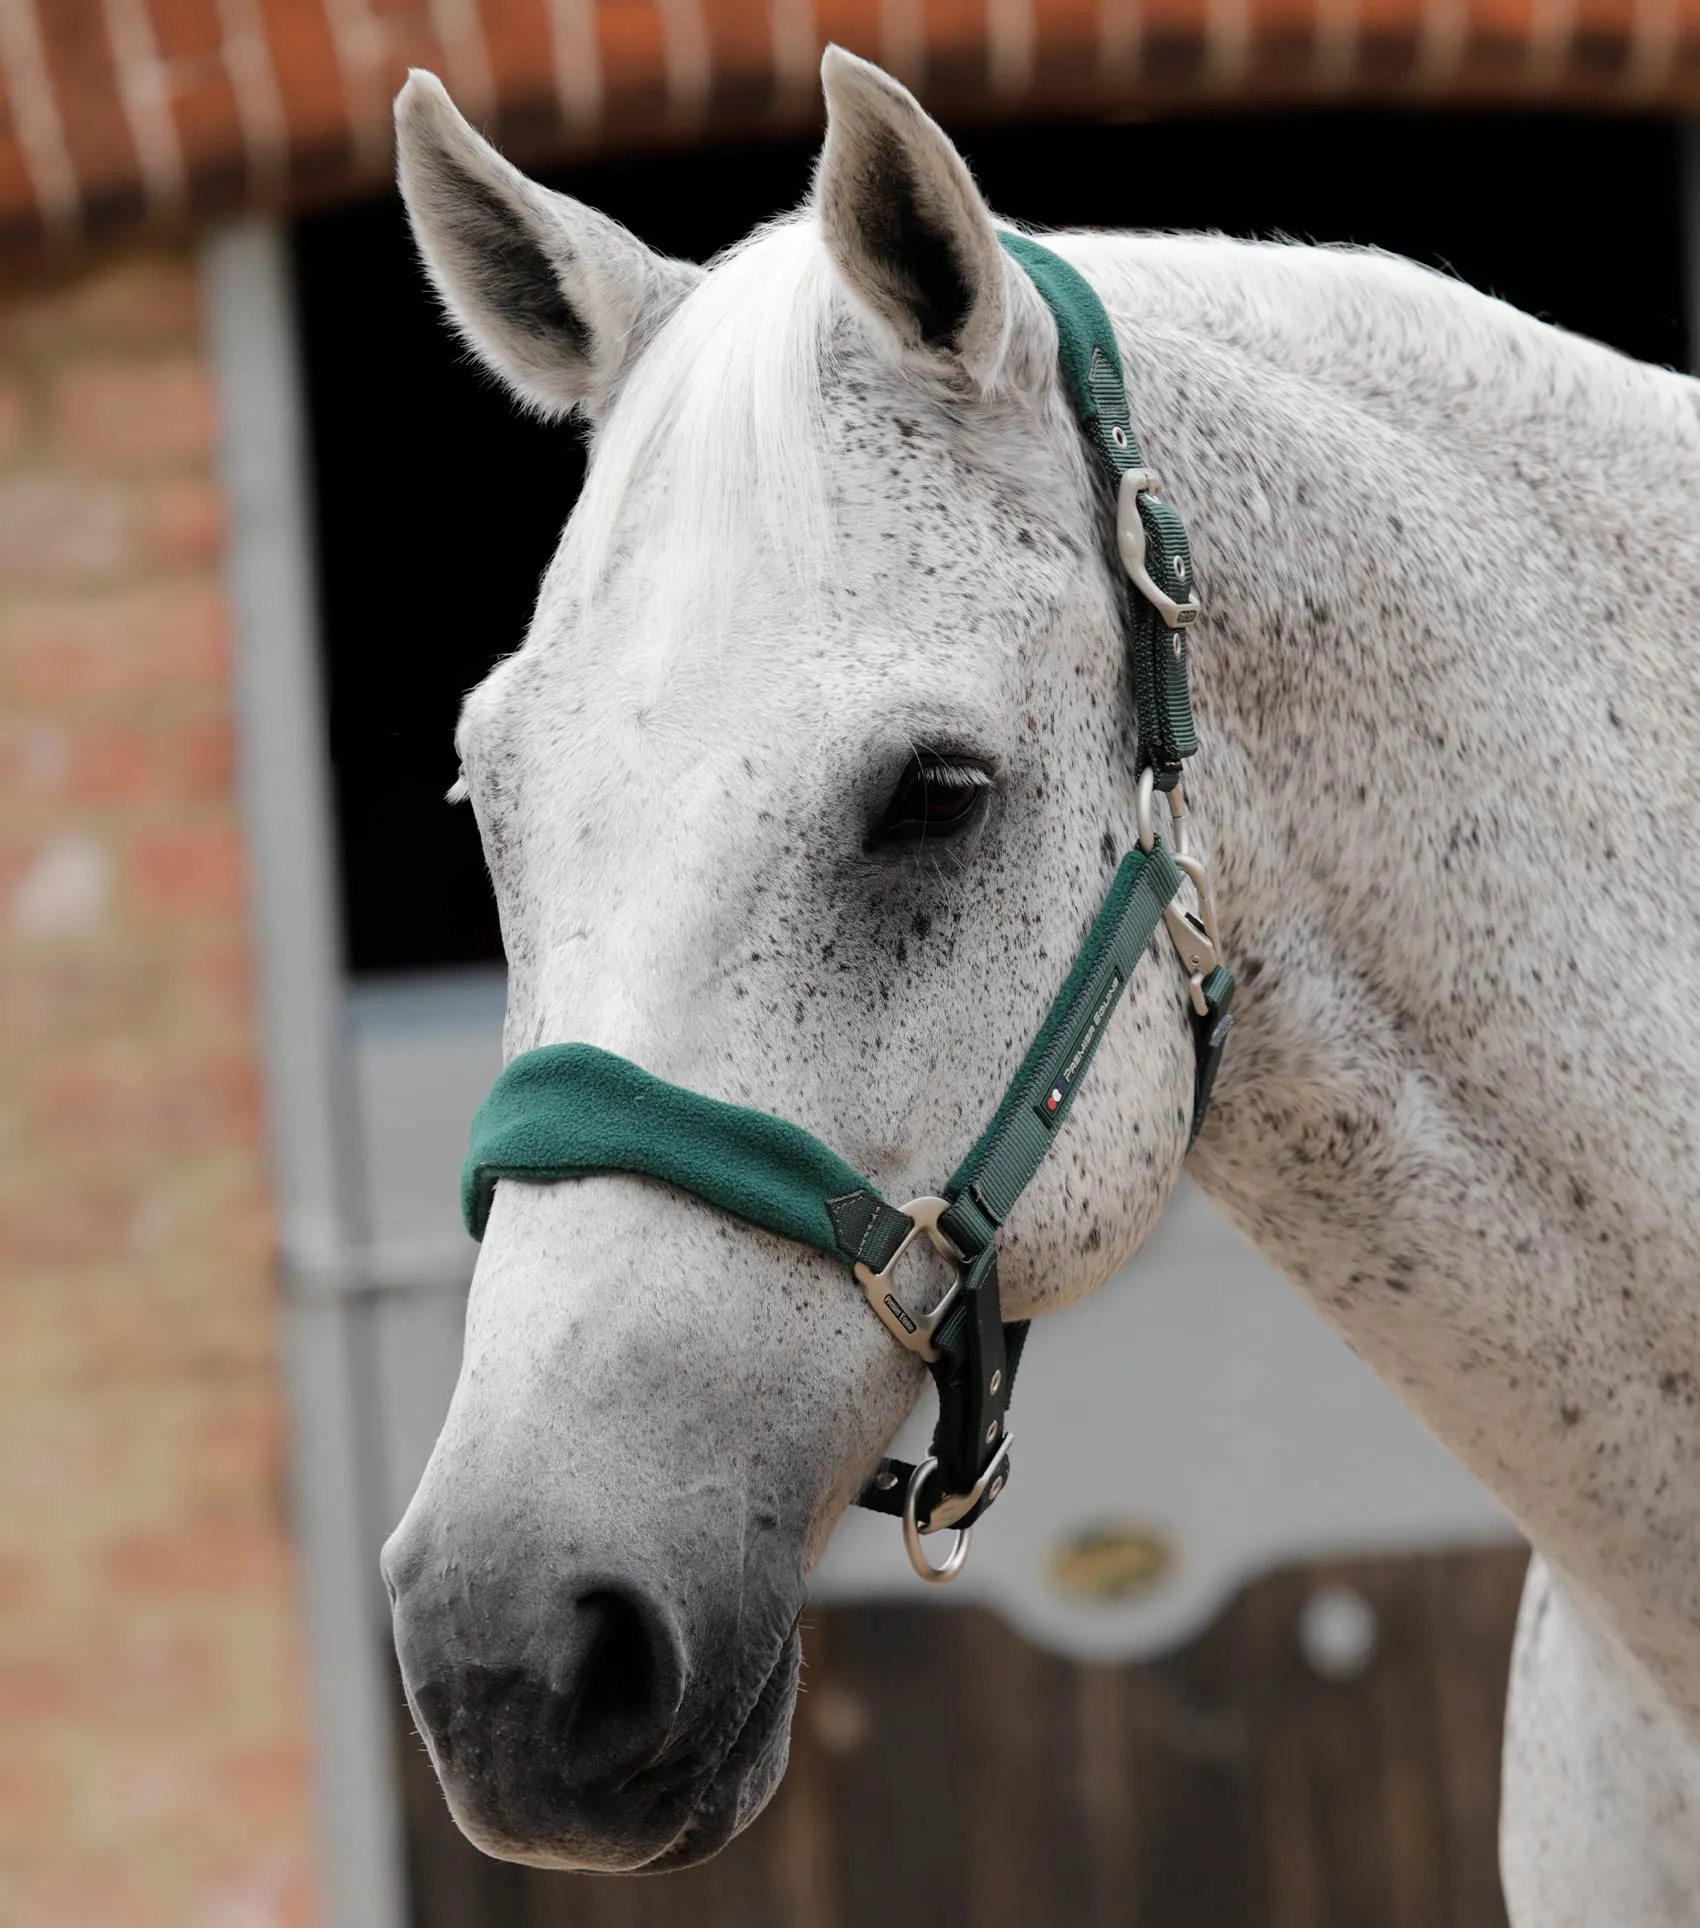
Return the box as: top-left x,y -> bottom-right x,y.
459,236 -> 1235,1584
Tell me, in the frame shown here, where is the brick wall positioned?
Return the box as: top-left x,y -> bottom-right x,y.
0,250 -> 318,1928
5,0 -> 1699,265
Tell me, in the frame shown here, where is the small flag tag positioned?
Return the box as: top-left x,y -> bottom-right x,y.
1035,969 -> 1123,1130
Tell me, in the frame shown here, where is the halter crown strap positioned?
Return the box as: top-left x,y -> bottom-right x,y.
1000,233 -> 1199,787
458,236 -> 1232,1583
998,233 -> 1231,1148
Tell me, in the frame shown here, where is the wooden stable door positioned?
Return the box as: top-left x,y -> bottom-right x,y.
399,1547 -> 1526,1928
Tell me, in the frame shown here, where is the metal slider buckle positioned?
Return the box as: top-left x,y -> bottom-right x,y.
1116,468 -> 1201,630
1137,772 -> 1224,1018
901,1434 -> 1014,1586
853,1196 -> 965,1364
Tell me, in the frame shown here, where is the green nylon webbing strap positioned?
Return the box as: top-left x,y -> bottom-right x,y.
944,840 -> 1180,1242
459,843 -> 1184,1537
460,841 -> 1182,1257
998,233 -> 1198,784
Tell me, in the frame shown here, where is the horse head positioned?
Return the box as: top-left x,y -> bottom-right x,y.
381,49 -> 1199,1870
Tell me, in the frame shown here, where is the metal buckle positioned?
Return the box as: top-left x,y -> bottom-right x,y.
853,1196 -> 965,1364
1117,469 -> 1201,630
1137,772 -> 1223,1017
901,1435 -> 1014,1586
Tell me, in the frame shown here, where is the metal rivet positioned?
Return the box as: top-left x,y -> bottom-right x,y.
986,1422 -> 999,1444
1173,555 -> 1188,580
1110,425 -> 1128,448
1173,632 -> 1184,659
988,1476 -> 1005,1501
875,1470 -> 899,1491
989,1370 -> 1002,1395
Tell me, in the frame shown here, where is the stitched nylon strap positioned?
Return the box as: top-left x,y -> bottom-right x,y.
463,1044 -> 878,1253
999,233 -> 1198,785
945,840 -> 1180,1239
859,841 -> 1183,1521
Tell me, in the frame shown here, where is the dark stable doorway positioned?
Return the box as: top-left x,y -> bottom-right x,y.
293,112 -> 1688,976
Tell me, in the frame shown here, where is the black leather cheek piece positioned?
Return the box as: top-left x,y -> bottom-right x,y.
856,1242 -> 1028,1531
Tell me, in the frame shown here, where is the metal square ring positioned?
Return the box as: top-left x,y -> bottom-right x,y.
853,1195 -> 965,1363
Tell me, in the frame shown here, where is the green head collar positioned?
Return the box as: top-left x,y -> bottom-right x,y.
460,235 -> 1234,1584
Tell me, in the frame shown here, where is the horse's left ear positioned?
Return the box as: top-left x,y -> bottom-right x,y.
814,47 -> 1010,382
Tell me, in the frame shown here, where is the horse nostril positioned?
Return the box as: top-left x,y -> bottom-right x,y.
560,1586 -> 682,1785
392,1564 -> 688,1841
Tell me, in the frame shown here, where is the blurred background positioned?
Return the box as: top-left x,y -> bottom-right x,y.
1,7 -> 1696,1925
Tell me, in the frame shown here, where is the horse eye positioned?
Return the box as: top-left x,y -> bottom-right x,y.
868,755 -> 992,850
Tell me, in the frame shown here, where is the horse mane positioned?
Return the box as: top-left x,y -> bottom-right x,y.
559,213 -> 1697,652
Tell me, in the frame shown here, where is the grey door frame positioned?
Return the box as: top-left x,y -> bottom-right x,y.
203,217 -> 409,1928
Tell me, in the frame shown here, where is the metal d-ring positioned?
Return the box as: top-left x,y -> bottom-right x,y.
1136,766 -> 1193,857
853,1196 -> 965,1364
900,1434 -> 1015,1586
902,1457 -> 972,1585
1137,773 -> 1222,1012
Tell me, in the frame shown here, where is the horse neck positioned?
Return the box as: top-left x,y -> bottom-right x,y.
1072,231 -> 1700,1714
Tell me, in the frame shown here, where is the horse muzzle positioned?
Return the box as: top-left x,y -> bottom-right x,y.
383,1521 -> 803,1870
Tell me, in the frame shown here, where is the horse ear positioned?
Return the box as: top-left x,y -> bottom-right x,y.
393,71 -> 703,421
814,47 -> 1008,380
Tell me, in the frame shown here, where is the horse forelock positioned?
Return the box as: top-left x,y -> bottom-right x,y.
563,216 -> 843,628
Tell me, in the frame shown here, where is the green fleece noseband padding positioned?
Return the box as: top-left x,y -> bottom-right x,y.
462,1042 -> 880,1253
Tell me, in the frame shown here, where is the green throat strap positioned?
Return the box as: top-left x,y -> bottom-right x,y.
457,234 -> 1232,1576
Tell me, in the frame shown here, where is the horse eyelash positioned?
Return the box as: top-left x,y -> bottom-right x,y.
907,750 -> 993,788
446,772 -> 469,804
927,761 -> 992,789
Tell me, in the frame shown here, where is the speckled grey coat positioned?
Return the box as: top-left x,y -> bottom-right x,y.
382,52 -> 1700,1919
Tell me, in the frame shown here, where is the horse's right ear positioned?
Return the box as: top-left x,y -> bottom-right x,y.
394,72 -> 702,421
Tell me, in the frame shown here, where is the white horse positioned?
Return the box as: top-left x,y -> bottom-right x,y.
382,51 -> 1700,1918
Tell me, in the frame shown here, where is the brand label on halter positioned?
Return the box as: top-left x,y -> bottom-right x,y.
1037,969 -> 1123,1127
